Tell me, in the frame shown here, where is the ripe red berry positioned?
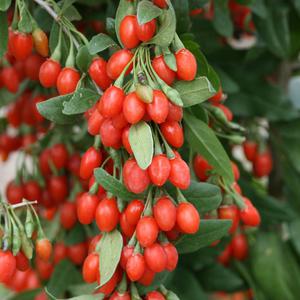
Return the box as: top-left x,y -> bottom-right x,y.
160,121 -> 184,148
1,67 -> 20,93
135,19 -> 156,42
168,156 -> 190,189
136,216 -> 159,247
36,238 -> 52,261
123,159 -> 150,194
126,253 -> 146,281
146,291 -> 166,300
153,0 -> 167,8
175,48 -> 197,81
110,291 -> 131,300
24,53 -> 45,81
120,15 -> 140,49
48,175 -> 68,204
106,49 -> 134,80
6,181 -> 24,205
95,197 -> 120,232
144,243 -> 167,273
148,154 -> 171,187
100,118 -> 122,149
56,67 -> 80,95
231,233 -> 248,261
83,253 -> 99,283
176,202 -> 200,234
122,126 -> 133,154
120,212 -> 135,237
153,196 -> 176,231
123,92 -> 146,124
50,143 -> 69,170
162,243 -> 178,271
253,151 -> 273,178
125,199 -> 145,226
98,86 -> 125,118
152,55 -> 176,86
193,154 -> 213,181
209,87 -> 223,103
0,250 -> 16,283
218,205 -> 240,234
120,245 -> 134,269
243,140 -> 258,162
15,251 -> 29,272
231,162 -> 240,181
68,242 -> 87,265
147,90 -> 169,124
79,147 -> 102,180
87,108 -> 104,136
138,267 -> 155,286
53,243 -> 67,264
88,57 -> 112,90
60,202 -> 77,230
39,59 -> 61,87
239,197 -> 261,227
10,32 -> 33,60
166,102 -> 183,122
77,192 -> 99,225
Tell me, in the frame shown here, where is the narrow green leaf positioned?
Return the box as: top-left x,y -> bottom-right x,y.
47,260 -> 82,297
175,219 -> 231,253
137,0 -> 162,25
18,5 -> 32,33
88,33 -> 118,55
129,121 -> 154,170
147,5 -> 176,48
166,180 -> 222,214
0,0 -> 11,11
64,5 -> 82,21
37,95 -> 80,124
10,289 -> 42,300
63,88 -> 99,115
184,112 -> 234,184
94,168 -> 144,201
213,0 -> 233,37
0,12 -> 8,58
163,50 -> 177,71
97,230 -> 123,287
76,45 -> 93,72
174,76 -> 215,107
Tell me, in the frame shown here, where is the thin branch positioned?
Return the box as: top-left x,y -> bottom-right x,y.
33,0 -> 80,49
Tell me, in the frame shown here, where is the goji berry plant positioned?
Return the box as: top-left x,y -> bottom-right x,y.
0,0 -> 300,299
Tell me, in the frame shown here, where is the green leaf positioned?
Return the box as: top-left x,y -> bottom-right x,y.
37,94 -> 80,124
76,46 -> 93,72
115,0 -> 135,46
163,50 -> 177,71
137,0 -> 162,25
64,5 -> 82,21
129,121 -> 154,170
97,230 -> 123,287
291,0 -> 300,17
63,88 -> 99,115
68,283 -> 98,297
167,268 -> 208,300
18,5 -> 32,33
166,180 -> 222,214
184,112 -> 234,184
175,219 -> 231,254
64,223 -> 86,245
199,263 -> 245,292
253,5 -> 290,58
88,33 -> 118,55
94,168 -> 144,201
147,5 -> 176,48
173,0 -> 191,34
174,76 -> 215,107
9,289 -> 42,300
47,260 -> 82,297
250,0 -> 267,18
289,219 -> 300,257
213,0 -> 233,37
0,284 -> 14,298
0,12 -> 8,58
0,0 -> 11,11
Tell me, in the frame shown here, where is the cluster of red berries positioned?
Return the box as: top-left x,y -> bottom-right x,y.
243,140 -> 273,178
